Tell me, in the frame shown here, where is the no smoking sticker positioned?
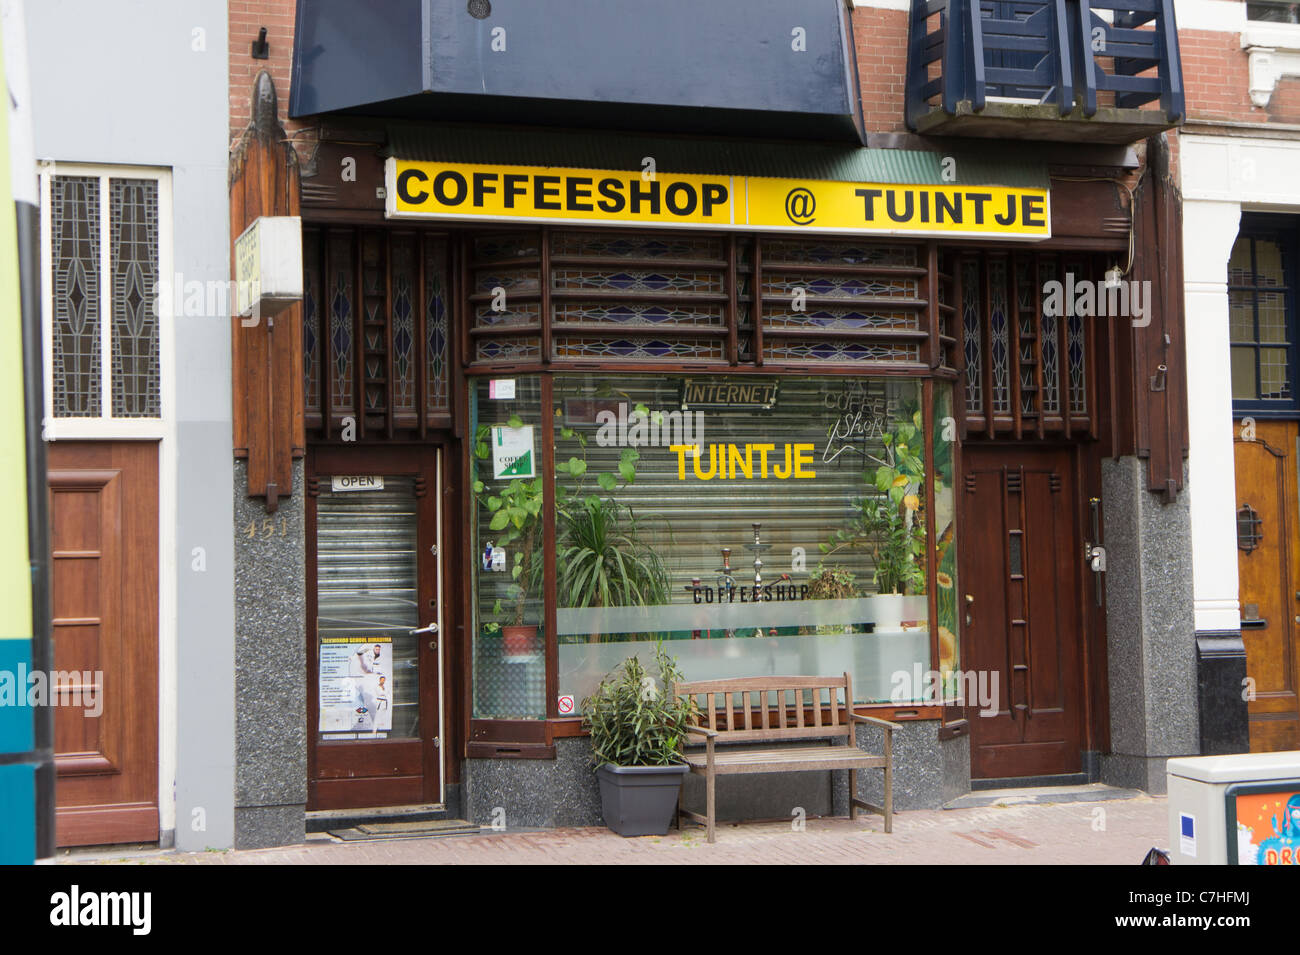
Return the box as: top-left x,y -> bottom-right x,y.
558,695 -> 575,715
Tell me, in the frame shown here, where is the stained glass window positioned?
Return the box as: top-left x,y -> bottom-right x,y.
50,176 -> 102,417
1068,311 -> 1087,414
552,268 -> 723,294
763,339 -> 917,363
303,230 -> 322,418
989,259 -> 1011,415
1015,259 -> 1036,417
550,230 -> 722,261
328,233 -> 354,415
962,259 -> 982,414
425,237 -> 450,415
47,171 -> 167,423
1040,259 -> 1060,414
390,238 -> 416,415
109,179 -> 160,417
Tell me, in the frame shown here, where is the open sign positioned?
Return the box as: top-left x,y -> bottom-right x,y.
331,475 -> 385,492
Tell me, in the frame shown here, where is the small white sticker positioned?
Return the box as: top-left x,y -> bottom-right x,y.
558,695 -> 575,715
489,378 -> 516,400
1180,812 -> 1196,858
490,549 -> 507,572
331,475 -> 385,492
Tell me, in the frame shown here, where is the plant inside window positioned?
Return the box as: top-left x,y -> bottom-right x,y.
820,405 -> 928,596
474,417 -> 545,657
554,405 -> 671,621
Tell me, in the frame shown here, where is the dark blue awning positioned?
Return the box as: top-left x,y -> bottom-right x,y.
290,0 -> 865,143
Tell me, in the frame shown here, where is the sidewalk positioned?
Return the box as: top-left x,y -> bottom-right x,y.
64,794 -> 1169,865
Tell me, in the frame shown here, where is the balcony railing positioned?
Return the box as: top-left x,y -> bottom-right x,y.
905,0 -> 1184,142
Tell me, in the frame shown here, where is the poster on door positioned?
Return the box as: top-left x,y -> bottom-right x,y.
319,636 -> 395,736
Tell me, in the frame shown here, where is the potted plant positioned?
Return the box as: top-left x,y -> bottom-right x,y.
801,565 -> 859,635
554,411 -> 671,636
821,405 -> 927,629
581,644 -> 700,836
474,420 -> 545,658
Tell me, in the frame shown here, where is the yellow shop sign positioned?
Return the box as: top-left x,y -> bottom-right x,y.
386,159 -> 1051,240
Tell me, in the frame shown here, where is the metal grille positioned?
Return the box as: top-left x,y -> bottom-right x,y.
1237,503 -> 1263,553
316,477 -> 421,738
552,375 -> 924,604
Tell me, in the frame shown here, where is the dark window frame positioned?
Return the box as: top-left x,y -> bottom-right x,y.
1229,213 -> 1300,418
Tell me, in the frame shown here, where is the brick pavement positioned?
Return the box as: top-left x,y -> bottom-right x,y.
65,794 -> 1169,865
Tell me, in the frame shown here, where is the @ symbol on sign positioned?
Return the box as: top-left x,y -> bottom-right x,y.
785,187 -> 817,225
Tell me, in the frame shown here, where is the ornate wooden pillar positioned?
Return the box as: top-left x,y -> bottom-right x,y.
230,71 -> 304,512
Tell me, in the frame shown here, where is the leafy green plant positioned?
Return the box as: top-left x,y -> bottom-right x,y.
473,417 -> 545,629
554,404 -> 671,615
581,645 -> 701,767
556,497 -> 671,609
821,404 -> 928,595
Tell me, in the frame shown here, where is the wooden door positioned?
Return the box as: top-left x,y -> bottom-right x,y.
1234,420 -> 1300,752
959,444 -> 1086,779
48,441 -> 159,845
307,445 -> 445,810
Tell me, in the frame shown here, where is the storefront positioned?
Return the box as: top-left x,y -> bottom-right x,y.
223,0 -> 1192,844
276,122 -> 1135,823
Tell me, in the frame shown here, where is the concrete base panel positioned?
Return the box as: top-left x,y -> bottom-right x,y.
234,805 -> 306,849
1101,754 -> 1174,795
467,720 -> 959,831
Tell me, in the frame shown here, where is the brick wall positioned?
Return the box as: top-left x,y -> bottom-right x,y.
229,0 -> 299,146
1183,21 -> 1300,126
852,8 -> 911,134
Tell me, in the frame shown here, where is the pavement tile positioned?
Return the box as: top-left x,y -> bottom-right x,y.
62,795 -> 1168,866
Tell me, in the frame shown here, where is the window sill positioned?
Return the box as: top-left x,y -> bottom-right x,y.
46,420 -> 165,441
1242,25 -> 1300,107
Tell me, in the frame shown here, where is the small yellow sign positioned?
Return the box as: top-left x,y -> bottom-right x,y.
388,159 -> 1051,240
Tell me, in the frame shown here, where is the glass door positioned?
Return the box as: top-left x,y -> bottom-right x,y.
307,446 -> 443,810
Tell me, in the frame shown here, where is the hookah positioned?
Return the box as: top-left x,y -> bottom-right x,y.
715,547 -> 736,638
748,522 -> 769,639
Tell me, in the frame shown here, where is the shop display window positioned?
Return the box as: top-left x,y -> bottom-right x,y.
470,373 -> 958,717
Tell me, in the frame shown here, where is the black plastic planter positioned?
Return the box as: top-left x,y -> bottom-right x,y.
596,763 -> 690,837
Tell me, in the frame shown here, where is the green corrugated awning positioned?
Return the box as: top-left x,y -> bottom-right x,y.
385,123 -> 1049,190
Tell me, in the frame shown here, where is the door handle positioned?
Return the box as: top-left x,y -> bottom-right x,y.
410,622 -> 439,636
965,594 -> 973,627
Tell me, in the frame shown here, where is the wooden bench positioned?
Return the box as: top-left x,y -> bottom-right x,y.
672,673 -> 900,843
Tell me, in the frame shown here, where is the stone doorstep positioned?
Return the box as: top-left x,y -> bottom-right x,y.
943,783 -> 1145,810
